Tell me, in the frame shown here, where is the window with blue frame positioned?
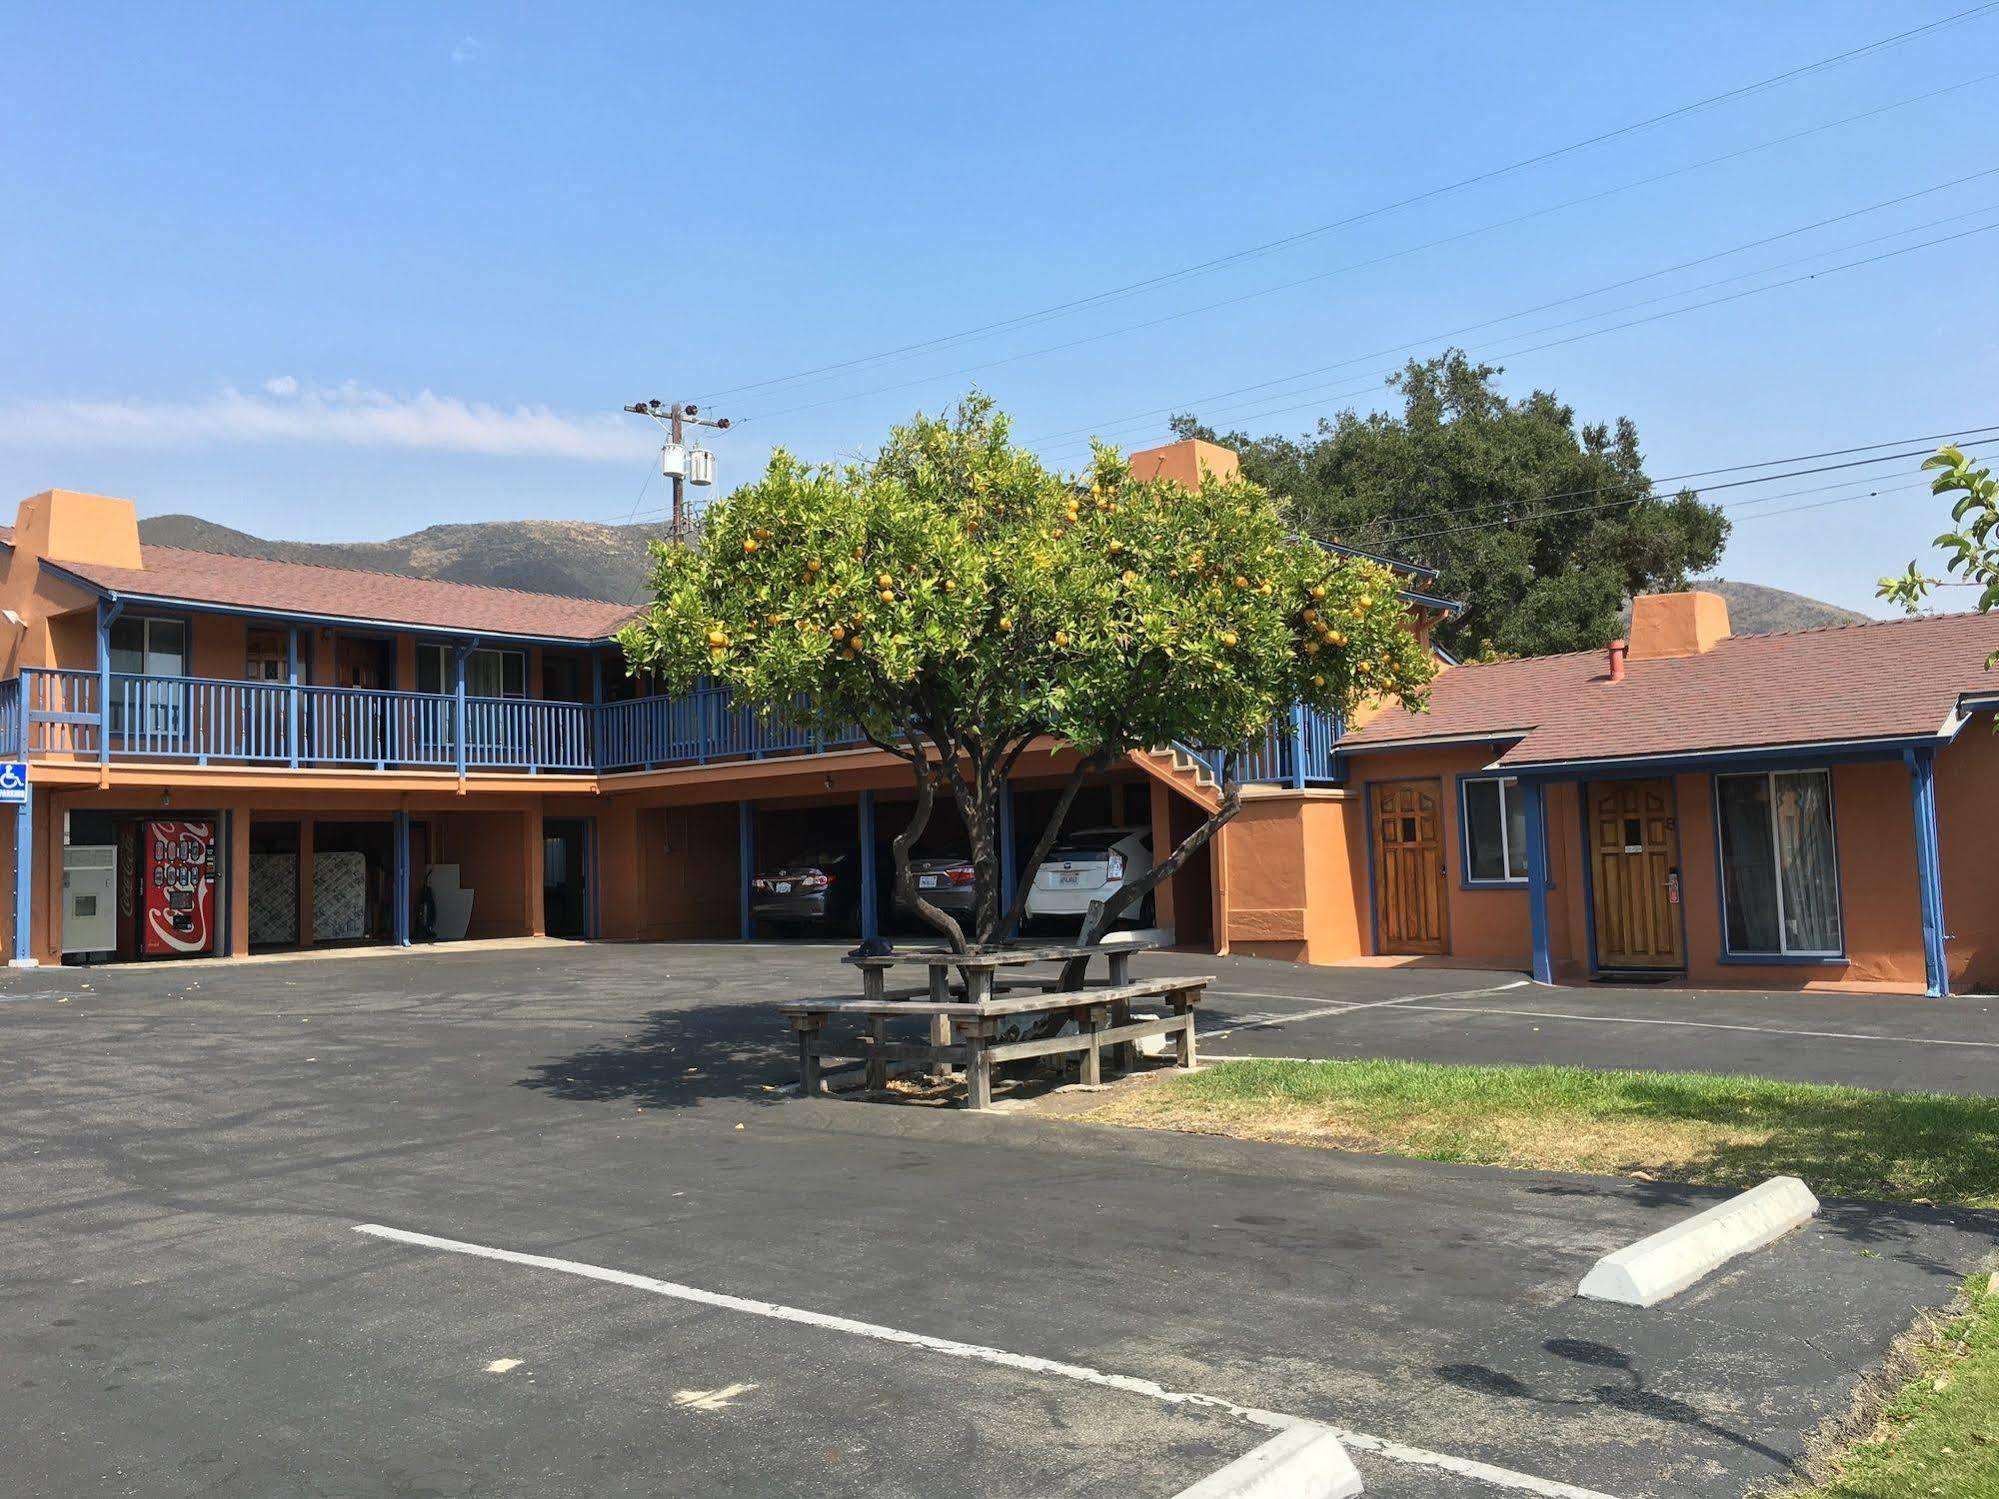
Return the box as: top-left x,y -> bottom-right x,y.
1715,769 -> 1843,957
1460,775 -> 1531,885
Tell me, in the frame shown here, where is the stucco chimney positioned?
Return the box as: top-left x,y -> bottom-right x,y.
1607,638 -> 1627,682
14,489 -> 143,570
1126,438 -> 1239,492
1627,590 -> 1730,660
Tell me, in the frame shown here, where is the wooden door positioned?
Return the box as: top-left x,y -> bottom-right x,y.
1372,779 -> 1449,955
335,636 -> 390,689
1589,779 -> 1684,970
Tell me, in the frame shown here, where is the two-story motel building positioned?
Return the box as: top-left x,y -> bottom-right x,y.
4,436 -> 1994,998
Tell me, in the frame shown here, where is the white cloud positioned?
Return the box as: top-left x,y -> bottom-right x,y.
451,36 -> 483,64
0,380 -> 647,463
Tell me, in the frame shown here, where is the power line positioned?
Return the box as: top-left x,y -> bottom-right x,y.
1022,163 -> 1999,450
691,4 -> 1999,408
1369,444 -> 1988,554
1045,216 -> 1999,463
739,70 -> 1999,428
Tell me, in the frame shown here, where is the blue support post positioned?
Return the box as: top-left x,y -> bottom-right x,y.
1288,703 -> 1308,791
286,625 -> 302,768
392,808 -> 411,947
998,777 -> 1018,914
1522,778 -> 1554,985
738,800 -> 756,941
857,790 -> 879,941
95,599 -> 122,766
11,784 -> 33,966
1906,748 -> 1950,997
452,643 -> 469,780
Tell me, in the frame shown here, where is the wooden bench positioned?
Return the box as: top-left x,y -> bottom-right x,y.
842,939 -> 1160,1004
781,975 -> 1211,1110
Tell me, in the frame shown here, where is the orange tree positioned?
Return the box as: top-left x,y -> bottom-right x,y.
1880,445 -> 1999,656
618,395 -> 1434,953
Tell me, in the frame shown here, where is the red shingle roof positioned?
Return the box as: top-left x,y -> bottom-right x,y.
1344,612 -> 1999,768
46,544 -> 641,643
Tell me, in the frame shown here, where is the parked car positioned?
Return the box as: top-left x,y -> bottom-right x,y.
1023,827 -> 1154,931
894,854 -> 979,922
750,850 -> 873,935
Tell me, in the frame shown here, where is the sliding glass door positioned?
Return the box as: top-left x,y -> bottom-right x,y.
1715,769 -> 1842,957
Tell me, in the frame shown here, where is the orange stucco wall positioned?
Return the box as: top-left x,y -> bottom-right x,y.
1295,743 -> 1971,995
1937,715 -> 1999,991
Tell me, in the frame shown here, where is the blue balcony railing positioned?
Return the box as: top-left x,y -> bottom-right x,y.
1177,704 -> 1343,791
12,666 -> 1337,783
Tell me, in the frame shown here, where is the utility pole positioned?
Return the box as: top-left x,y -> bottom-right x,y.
623,399 -> 732,544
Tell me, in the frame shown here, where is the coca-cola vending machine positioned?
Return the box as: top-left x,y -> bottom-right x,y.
137,819 -> 218,958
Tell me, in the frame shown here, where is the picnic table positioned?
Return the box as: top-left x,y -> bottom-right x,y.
783,938 -> 1209,1110
841,938 -> 1159,1004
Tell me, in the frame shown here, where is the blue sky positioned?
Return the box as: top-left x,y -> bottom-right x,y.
3,2 -> 1996,615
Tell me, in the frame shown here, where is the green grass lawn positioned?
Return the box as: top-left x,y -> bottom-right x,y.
1795,1275 -> 1999,1498
1083,1058 -> 1999,1206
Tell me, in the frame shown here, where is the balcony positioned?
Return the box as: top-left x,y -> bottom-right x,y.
0,667 -> 1337,785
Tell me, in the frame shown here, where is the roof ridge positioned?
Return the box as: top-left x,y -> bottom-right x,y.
1714,607 -> 1993,643
136,540 -> 636,611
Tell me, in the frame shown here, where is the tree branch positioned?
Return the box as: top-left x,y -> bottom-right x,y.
888,735 -> 969,953
996,749 -> 1110,942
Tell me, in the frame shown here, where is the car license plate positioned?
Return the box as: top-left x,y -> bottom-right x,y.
918,875 -> 940,889
1058,870 -> 1081,886
774,881 -> 792,894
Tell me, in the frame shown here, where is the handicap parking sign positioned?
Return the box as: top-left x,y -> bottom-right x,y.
0,762 -> 26,805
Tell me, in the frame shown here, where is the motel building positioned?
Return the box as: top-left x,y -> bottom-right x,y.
0,438 -> 1993,999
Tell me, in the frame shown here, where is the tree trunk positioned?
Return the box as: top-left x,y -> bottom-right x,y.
891,757 -> 969,953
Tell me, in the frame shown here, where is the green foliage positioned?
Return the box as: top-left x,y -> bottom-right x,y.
1796,1273 -> 1999,1499
1879,446 -> 1999,671
1171,351 -> 1730,658
619,394 -> 1434,762
619,393 -> 1436,948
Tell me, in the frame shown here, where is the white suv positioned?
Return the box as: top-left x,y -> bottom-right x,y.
1024,827 -> 1154,930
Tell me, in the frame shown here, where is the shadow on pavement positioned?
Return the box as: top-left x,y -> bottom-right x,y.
1438,1336 -> 1794,1467
517,999 -> 807,1111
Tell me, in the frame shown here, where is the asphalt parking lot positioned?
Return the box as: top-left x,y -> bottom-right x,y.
0,942 -> 1993,1498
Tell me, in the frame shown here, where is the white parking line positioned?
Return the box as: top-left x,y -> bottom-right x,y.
1204,980 -> 1532,1035
353,1222 -> 1617,1498
1372,1001 -> 1999,1051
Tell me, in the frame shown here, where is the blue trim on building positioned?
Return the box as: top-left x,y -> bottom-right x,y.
1521,778 -> 1553,984
392,809 -> 412,947
1906,747 -> 1950,997
1497,734 -> 1949,782
738,801 -> 756,942
12,784 -> 33,966
998,779 -> 1018,918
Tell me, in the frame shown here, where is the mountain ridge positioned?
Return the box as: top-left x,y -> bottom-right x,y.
135,514 -> 1873,636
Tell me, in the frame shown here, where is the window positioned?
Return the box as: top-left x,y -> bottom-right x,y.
1461,775 -> 1530,884
245,629 -> 288,682
107,616 -> 186,678
1715,770 -> 1843,956
415,644 -> 527,699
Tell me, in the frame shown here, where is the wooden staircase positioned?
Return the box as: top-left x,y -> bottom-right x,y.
1129,744 -> 1225,813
